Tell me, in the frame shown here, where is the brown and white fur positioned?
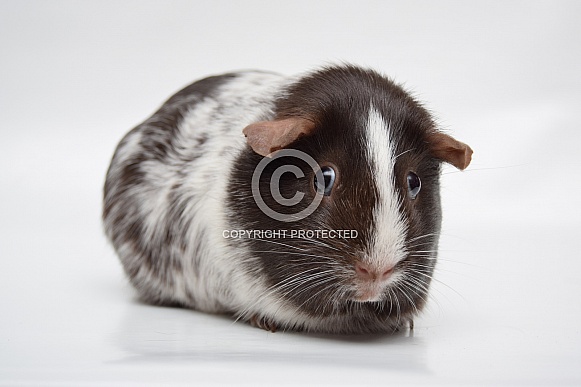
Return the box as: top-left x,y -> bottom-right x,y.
103,65 -> 472,334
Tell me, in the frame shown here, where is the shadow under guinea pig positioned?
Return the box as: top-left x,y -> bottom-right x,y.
108,299 -> 429,374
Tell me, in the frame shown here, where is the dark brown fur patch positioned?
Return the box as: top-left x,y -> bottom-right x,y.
227,65 -> 443,327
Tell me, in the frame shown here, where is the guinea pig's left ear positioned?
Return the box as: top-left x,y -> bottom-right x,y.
243,117 -> 316,157
427,131 -> 473,170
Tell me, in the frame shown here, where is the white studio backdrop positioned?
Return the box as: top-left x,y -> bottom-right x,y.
1,1 -> 580,385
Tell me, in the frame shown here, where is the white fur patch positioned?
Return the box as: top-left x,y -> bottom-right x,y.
169,72 -> 293,311
365,106 -> 408,271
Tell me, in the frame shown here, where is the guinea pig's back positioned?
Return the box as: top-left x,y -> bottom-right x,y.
103,71 -> 288,310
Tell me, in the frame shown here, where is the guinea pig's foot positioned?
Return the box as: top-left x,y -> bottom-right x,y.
249,315 -> 278,332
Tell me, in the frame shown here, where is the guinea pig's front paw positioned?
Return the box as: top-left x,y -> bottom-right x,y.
249,315 -> 278,332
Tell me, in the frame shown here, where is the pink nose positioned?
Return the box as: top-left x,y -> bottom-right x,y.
355,262 -> 394,282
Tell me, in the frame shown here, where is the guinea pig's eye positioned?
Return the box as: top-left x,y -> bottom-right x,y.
314,166 -> 336,196
407,172 -> 421,200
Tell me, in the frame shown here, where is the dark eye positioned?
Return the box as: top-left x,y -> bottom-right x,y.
407,172 -> 421,200
314,166 -> 336,196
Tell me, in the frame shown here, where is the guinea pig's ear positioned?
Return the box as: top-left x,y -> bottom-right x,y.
243,117 -> 316,157
427,131 -> 473,170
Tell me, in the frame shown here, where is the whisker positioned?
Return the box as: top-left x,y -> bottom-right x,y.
294,237 -> 343,252
407,233 -> 438,243
251,250 -> 343,262
442,164 -> 526,175
395,148 -> 415,160
414,271 -> 467,303
251,237 -> 309,252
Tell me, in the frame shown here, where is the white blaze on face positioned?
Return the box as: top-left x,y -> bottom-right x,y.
365,106 -> 408,271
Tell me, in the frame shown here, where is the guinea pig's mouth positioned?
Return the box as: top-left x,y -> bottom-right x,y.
352,285 -> 386,303
349,271 -> 402,303
349,282 -> 389,303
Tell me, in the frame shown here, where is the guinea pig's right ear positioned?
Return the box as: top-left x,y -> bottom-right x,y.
427,131 -> 473,170
243,117 -> 316,157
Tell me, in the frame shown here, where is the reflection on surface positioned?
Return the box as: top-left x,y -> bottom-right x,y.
112,300 -> 429,374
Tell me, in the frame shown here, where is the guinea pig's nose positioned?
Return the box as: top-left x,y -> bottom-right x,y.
355,262 -> 394,282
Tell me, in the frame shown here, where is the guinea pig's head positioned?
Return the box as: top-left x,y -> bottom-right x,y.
228,66 -> 472,332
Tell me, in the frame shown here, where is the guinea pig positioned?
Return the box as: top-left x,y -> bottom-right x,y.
103,64 -> 472,334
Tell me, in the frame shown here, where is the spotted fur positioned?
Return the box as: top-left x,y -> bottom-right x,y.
104,65 -> 455,333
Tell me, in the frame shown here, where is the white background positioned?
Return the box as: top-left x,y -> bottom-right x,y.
1,1 -> 580,385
